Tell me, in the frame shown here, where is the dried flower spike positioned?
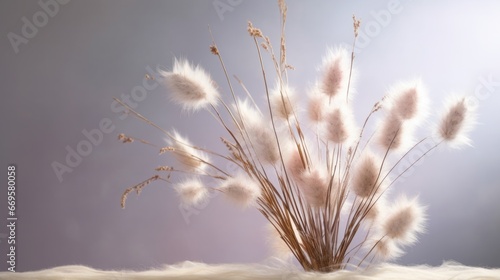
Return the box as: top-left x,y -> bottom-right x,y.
352,15 -> 361,38
118,133 -> 133,143
247,21 -> 263,38
209,44 -> 219,55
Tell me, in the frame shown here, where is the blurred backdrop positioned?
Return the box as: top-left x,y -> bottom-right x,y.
1,0 -> 500,272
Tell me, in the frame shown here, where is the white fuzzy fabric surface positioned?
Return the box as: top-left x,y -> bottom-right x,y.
1,261 -> 499,280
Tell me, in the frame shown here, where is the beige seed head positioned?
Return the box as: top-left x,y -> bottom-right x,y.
324,106 -> 356,144
169,131 -> 208,172
161,59 -> 220,111
385,79 -> 428,124
298,169 -> 329,208
219,173 -> 261,208
381,195 -> 425,245
249,124 -> 280,164
270,83 -> 296,120
307,88 -> 326,123
352,152 -> 382,198
319,47 -> 351,100
369,237 -> 403,261
233,99 -> 279,164
175,179 -> 208,206
376,111 -> 412,152
437,96 -> 475,148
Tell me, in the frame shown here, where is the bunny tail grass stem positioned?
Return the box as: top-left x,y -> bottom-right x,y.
384,140 -> 442,190
114,98 -> 239,177
251,36 -> 290,184
343,127 -> 398,252
208,28 -> 262,164
233,75 -> 261,114
346,226 -> 374,262
345,104 -> 380,178
376,137 -> 428,189
207,101 -> 264,174
113,98 -> 171,137
357,236 -> 386,267
113,99 -> 223,169
341,151 -> 392,264
208,27 -> 239,108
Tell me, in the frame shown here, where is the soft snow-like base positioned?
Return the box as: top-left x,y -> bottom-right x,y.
1,261 -> 499,280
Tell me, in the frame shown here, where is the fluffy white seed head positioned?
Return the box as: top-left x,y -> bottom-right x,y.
248,124 -> 280,164
219,173 -> 261,208
366,237 -> 404,261
234,99 -> 279,164
286,147 -> 306,179
319,47 -> 350,99
384,79 -> 428,124
437,96 -> 476,148
169,131 -> 208,172
267,217 -> 303,259
307,88 -> 327,123
161,59 -> 220,111
376,111 -> 412,152
363,204 -> 380,225
174,179 -> 208,206
352,152 -> 383,198
233,99 -> 262,128
267,224 -> 292,259
366,195 -> 389,222
284,147 -> 332,208
358,194 -> 388,231
323,106 -> 357,144
270,83 -> 296,120
381,195 -> 426,245
298,169 -> 329,208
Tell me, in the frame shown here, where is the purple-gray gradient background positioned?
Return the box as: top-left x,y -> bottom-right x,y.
1,0 -> 500,272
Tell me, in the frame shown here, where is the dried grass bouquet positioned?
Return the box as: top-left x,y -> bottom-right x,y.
117,0 -> 475,272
